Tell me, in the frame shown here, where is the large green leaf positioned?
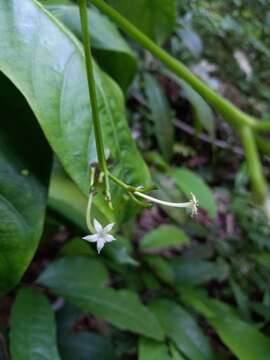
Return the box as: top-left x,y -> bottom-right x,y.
144,73 -> 174,161
10,288 -> 60,360
0,74 -> 51,296
107,0 -> 176,44
150,299 -> 214,360
38,256 -> 109,288
140,225 -> 190,251
47,4 -> 137,89
181,287 -> 270,360
139,338 -> 171,360
169,168 -> 217,218
0,0 -> 150,214
38,257 -> 164,340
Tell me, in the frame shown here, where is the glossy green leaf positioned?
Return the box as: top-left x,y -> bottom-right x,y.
0,0 -> 150,212
140,225 -> 190,251
144,73 -> 174,161
10,288 -> 60,360
38,259 -> 164,340
150,299 -> 214,360
169,168 -> 217,218
38,256 -> 109,288
139,338 -> 171,360
107,0 -> 176,44
47,4 -> 137,89
59,332 -> 117,360
181,287 -> 270,360
0,74 -> 51,296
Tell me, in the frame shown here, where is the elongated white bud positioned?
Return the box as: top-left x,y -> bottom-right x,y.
134,191 -> 198,216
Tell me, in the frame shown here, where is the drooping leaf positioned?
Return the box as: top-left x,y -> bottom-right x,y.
0,0 -> 150,221
47,4 -> 137,89
144,73 -> 174,161
180,79 -> 215,137
38,258 -> 164,340
10,288 -> 60,360
139,338 -> 171,360
107,0 -> 176,44
177,28 -> 203,57
140,225 -> 190,251
180,287 -> 270,360
0,73 -> 51,295
150,299 -> 214,360
164,71 -> 215,137
169,168 -> 217,218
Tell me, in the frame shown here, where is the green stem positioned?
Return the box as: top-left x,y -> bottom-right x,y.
254,120 -> 270,133
91,0 -> 257,130
108,172 -> 134,192
78,0 -> 111,203
256,135 -> 270,157
239,126 -> 268,204
86,167 -> 96,233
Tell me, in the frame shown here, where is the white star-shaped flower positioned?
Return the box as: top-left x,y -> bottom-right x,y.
83,219 -> 116,254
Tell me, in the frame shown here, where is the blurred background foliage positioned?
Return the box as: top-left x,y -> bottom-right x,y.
1,0 -> 270,359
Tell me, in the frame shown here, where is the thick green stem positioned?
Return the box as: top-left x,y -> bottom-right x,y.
240,126 -> 268,205
254,120 -> 270,133
79,0 -> 111,203
256,136 -> 270,157
91,0 -> 257,130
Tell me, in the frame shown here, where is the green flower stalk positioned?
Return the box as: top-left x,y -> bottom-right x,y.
79,0 -> 200,253
78,0 -> 112,206
91,0 -> 269,210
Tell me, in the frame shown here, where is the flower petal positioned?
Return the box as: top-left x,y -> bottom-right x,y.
93,219 -> 103,233
104,222 -> 114,233
105,234 -> 116,243
83,234 -> 98,243
96,238 -> 105,254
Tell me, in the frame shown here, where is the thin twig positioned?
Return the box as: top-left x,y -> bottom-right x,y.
174,118 -> 244,156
